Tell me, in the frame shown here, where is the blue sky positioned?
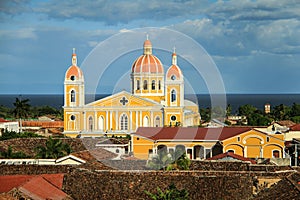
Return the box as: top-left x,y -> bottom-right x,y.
0,0 -> 299,94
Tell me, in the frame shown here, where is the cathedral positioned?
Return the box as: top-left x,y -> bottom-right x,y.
63,37 -> 201,137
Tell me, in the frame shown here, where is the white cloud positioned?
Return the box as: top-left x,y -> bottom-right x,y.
0,28 -> 37,40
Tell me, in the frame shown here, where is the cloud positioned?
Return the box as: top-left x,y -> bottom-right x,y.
0,28 -> 37,40
207,0 -> 300,21
33,0 -> 209,24
0,0 -> 31,15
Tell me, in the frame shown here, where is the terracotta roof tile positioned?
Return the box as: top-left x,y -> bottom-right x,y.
0,174 -> 66,199
19,176 -> 68,200
290,124 -> 300,131
0,175 -> 33,193
134,127 -> 252,141
207,152 -> 256,164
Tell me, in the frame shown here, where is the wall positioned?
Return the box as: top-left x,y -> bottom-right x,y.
63,168 -> 253,200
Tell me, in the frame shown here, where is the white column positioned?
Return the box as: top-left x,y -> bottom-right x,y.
110,111 -> 112,130
150,111 -> 153,126
130,111 -> 132,131
116,111 -> 119,130
135,111 -> 138,129
94,112 -> 97,130
106,111 -> 108,131
140,111 -> 142,127
83,112 -> 86,131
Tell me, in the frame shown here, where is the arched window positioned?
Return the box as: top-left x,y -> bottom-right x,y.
155,116 -> 160,127
143,116 -> 149,127
99,116 -> 104,131
120,114 -> 128,130
171,89 -> 176,102
137,80 -> 140,90
143,80 -> 148,90
88,116 -> 93,131
151,80 -> 155,90
70,90 -> 76,102
158,80 -> 161,90
273,150 -> 280,158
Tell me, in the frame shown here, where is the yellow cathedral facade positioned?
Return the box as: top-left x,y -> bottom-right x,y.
63,38 -> 201,138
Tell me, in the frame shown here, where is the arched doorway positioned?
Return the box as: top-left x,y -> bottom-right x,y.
193,145 -> 205,160
88,116 -> 93,131
99,116 -> 104,131
143,116 -> 149,127
175,145 -> 186,159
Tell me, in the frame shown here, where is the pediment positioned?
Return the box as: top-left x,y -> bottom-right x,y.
86,91 -> 161,107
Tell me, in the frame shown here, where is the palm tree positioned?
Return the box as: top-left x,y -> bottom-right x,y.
13,97 -> 30,132
35,137 -> 71,159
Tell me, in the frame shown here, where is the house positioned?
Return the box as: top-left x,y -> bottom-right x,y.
256,120 -> 296,134
131,127 -> 285,160
206,152 -> 256,164
0,155 -> 86,165
95,138 -> 129,159
0,174 -> 70,200
0,118 -> 19,135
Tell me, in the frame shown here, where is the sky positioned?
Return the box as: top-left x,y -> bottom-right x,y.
0,0 -> 299,95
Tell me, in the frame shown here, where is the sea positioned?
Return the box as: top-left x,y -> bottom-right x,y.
1,94 -> 300,113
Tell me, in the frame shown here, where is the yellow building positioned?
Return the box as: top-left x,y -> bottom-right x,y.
131,127 -> 285,160
63,39 -> 201,138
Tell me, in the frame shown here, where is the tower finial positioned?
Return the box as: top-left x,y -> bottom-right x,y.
146,34 -> 149,40
173,46 -> 176,53
172,47 -> 177,65
72,48 -> 77,66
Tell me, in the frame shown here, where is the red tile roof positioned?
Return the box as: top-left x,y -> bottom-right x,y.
134,127 -> 252,141
19,176 -> 67,200
0,118 -> 11,123
290,124 -> 300,131
207,152 -> 256,164
0,175 -> 33,193
0,174 -> 67,199
22,121 -> 63,128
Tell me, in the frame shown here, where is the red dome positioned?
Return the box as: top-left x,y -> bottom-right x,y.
131,54 -> 164,74
132,38 -> 164,74
65,65 -> 84,80
166,64 -> 182,80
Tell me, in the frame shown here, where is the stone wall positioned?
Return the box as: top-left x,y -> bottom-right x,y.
63,169 -> 253,200
0,165 -> 72,175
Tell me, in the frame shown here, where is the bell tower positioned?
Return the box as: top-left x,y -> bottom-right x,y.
164,48 -> 184,126
64,48 -> 85,108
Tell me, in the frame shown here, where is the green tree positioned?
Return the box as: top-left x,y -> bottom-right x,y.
35,137 -> 71,159
146,150 -> 173,170
291,103 -> 300,117
13,97 -> 31,132
0,145 -> 29,158
145,183 -> 189,200
200,107 -> 211,123
226,104 -> 232,117
238,104 -> 257,116
272,104 -> 291,121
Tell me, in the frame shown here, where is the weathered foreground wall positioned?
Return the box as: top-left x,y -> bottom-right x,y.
63,169 -> 253,200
